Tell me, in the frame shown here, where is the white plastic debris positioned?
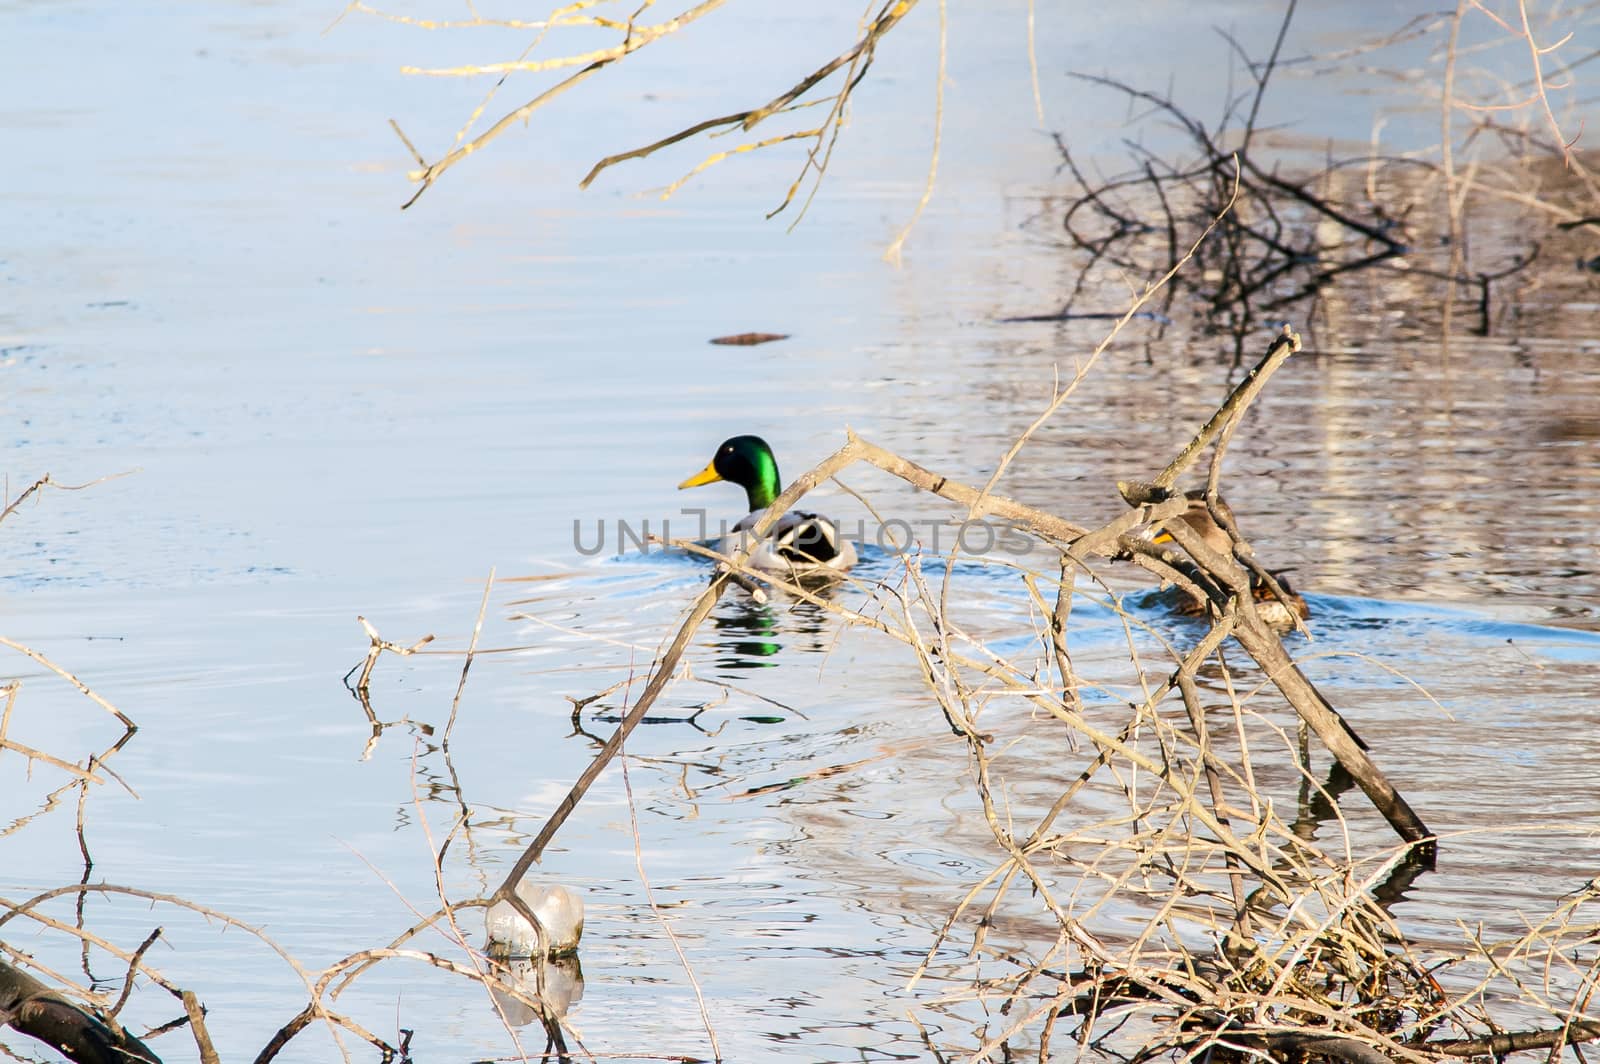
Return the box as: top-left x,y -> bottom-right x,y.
485,882 -> 585,956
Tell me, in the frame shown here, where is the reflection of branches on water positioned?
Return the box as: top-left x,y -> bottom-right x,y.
1,884 -> 345,1064
0,476 -> 184,1063
343,615 -> 444,764
1,591 -> 142,847
1039,2 -> 1582,357
1,512 -> 617,1062
3,795 -> 581,1063
2,757 -> 103,841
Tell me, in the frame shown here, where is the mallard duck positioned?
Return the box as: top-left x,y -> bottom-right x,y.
1147,492 -> 1309,628
678,435 -> 858,573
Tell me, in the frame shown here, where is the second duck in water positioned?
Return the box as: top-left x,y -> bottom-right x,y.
1148,492 -> 1310,628
678,435 -> 858,574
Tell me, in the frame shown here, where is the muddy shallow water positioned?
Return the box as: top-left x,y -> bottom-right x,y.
5,1 -> 1600,1062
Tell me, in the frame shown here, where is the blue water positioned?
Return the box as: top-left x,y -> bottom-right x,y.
5,0 -> 1600,1061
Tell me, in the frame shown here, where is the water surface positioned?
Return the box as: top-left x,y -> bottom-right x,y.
4,1 -> 1599,1061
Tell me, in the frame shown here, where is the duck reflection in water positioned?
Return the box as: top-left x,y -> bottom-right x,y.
711,584 -> 837,671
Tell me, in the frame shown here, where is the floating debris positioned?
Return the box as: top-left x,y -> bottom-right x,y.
485,882 -> 585,956
709,332 -> 789,346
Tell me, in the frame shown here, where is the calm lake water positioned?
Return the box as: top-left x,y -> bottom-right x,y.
4,1 -> 1599,1061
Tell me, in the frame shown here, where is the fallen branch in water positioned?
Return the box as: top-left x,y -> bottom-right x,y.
0,958 -> 161,1064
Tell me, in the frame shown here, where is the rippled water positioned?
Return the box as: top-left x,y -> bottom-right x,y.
4,1 -> 1600,1061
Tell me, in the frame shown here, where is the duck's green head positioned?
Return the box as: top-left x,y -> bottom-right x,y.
678,435 -> 781,511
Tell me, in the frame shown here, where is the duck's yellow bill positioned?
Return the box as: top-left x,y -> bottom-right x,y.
1150,528 -> 1176,545
678,461 -> 723,490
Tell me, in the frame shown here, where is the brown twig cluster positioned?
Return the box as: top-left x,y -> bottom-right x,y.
599,325 -> 1595,1061
346,0 -> 925,221
1039,1 -> 1597,357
